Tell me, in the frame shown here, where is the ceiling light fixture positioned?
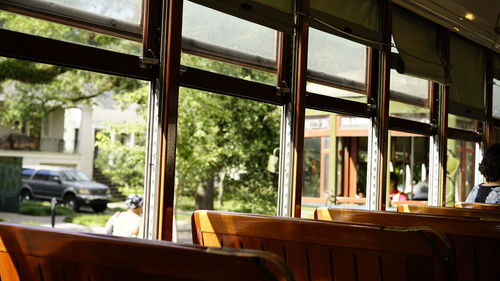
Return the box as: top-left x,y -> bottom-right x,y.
464,12 -> 475,21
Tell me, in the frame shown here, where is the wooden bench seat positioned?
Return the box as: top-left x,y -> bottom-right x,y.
0,223 -> 293,281
315,207 -> 500,281
454,202 -> 500,211
192,210 -> 451,281
398,204 -> 500,220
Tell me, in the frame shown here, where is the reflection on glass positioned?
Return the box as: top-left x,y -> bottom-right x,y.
182,1 -> 277,61
38,0 -> 143,24
387,131 -> 429,210
181,53 -> 277,86
389,100 -> 430,123
493,79 -> 500,118
495,127 -> 500,143
304,137 -> 321,197
390,70 -> 429,103
446,140 -> 476,206
306,82 -> 366,103
0,11 -> 142,55
0,56 -> 149,236
308,28 -> 366,84
448,114 -> 477,131
174,87 -> 281,242
301,110 -> 369,218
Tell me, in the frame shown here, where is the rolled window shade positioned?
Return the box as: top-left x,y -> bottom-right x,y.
188,0 -> 293,33
494,53 -> 500,80
309,0 -> 381,46
392,6 -> 446,84
449,34 -> 486,119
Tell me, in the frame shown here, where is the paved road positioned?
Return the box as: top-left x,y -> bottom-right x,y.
0,202 -> 128,233
0,211 -> 105,232
0,203 -> 194,242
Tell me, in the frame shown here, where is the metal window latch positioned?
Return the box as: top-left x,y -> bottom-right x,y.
179,65 -> 187,74
140,49 -> 160,68
276,81 -> 290,97
276,86 -> 290,96
140,57 -> 160,67
367,103 -> 377,116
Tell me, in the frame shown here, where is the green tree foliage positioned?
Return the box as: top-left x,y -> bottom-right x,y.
0,11 -> 142,135
94,122 -> 146,196
0,10 -> 281,214
177,55 -> 280,214
93,84 -> 148,196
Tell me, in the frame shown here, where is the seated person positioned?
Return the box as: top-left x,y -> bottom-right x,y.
104,194 -> 144,237
466,144 -> 500,204
412,178 -> 428,200
389,172 -> 407,205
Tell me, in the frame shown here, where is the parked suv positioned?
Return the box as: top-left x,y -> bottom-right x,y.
20,166 -> 111,212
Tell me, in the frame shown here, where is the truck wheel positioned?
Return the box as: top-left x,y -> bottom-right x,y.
20,189 -> 33,201
91,204 -> 107,213
64,194 -> 80,211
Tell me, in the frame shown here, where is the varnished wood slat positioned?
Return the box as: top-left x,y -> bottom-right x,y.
0,223 -> 293,281
356,250 -> 382,281
316,208 -> 500,281
281,241 -> 308,281
331,247 -> 357,281
475,238 -> 497,281
193,211 -> 450,281
10,254 -> 41,281
398,205 -> 500,220
452,236 -> 476,281
378,253 -> 407,281
454,202 -> 500,211
315,207 -> 500,237
0,252 -> 20,281
407,255 -> 437,281
306,244 -> 333,281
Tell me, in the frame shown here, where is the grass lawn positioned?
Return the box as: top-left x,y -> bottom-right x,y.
18,201 -> 75,216
64,213 -> 113,227
176,196 -> 243,213
15,201 -> 123,228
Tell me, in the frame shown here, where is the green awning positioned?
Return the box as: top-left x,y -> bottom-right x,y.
188,0 -> 294,33
392,5 -> 446,83
310,0 -> 381,47
494,52 -> 500,79
449,33 -> 486,119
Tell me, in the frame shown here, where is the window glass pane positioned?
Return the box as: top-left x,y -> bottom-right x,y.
306,82 -> 366,103
301,110 -> 369,218
494,127 -> 500,143
182,0 -> 277,63
493,79 -> 500,119
308,28 -> 367,86
446,139 -> 476,206
387,131 -> 429,210
181,53 -> 277,86
390,70 -> 429,103
448,114 -> 477,131
174,87 -> 281,243
389,100 -> 430,123
304,137 -> 321,198
0,57 -> 149,237
37,0 -> 143,25
0,11 -> 142,56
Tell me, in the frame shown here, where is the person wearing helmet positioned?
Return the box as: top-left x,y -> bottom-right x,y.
104,194 -> 144,237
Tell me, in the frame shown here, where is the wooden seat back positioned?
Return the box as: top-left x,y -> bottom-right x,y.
192,210 -> 451,281
454,202 -> 500,211
398,204 -> 500,219
315,207 -> 500,281
0,223 -> 293,281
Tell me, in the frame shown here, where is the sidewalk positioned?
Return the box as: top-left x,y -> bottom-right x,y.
0,211 -> 104,233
